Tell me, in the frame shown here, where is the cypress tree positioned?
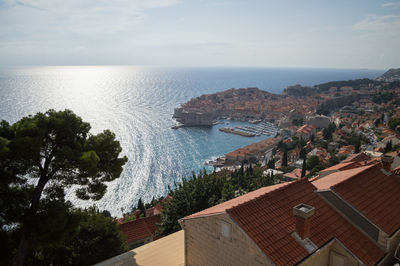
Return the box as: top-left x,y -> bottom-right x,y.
301,158 -> 307,178
282,143 -> 288,167
137,198 -> 146,217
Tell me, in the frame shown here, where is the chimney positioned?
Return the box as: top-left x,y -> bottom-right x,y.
293,203 -> 315,239
381,154 -> 394,172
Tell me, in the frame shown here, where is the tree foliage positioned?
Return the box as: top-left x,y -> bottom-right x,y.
26,206 -> 128,266
160,166 -> 275,235
388,118 -> 400,131
137,198 -> 146,217
0,109 -> 127,266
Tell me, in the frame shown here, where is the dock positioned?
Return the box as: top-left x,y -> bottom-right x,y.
219,121 -> 277,137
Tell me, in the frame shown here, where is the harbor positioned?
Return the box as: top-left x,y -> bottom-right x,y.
219,121 -> 278,137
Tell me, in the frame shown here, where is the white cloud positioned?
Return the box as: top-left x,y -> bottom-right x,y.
353,14 -> 400,34
0,0 -> 181,36
382,2 -> 400,9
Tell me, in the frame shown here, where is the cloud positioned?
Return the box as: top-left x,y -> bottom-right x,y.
0,0 -> 182,36
382,2 -> 400,9
353,14 -> 400,34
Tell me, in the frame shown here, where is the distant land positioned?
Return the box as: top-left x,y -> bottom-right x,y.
173,68 -> 400,127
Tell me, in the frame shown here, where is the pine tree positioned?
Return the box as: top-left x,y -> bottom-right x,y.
1,110 -> 127,266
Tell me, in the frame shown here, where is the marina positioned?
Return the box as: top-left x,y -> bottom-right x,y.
219,121 -> 278,137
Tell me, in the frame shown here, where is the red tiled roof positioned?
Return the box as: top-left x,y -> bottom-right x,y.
313,165 -> 374,190
284,168 -> 309,180
185,182 -> 292,219
332,164 -> 400,235
119,215 -> 161,244
297,124 -> 315,134
319,161 -> 360,173
342,152 -> 371,163
227,179 -> 384,265
146,203 -> 163,217
386,151 -> 400,158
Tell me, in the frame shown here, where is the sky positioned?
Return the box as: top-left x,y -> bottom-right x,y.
0,0 -> 399,69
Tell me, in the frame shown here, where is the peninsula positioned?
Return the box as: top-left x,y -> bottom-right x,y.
173,71 -> 400,127
173,87 -> 320,126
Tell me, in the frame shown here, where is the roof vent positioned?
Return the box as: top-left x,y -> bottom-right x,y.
293,203 -> 315,240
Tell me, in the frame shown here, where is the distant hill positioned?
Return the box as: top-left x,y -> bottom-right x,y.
377,68 -> 400,82
282,84 -> 315,96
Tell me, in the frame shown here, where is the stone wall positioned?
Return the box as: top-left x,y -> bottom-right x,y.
181,213 -> 272,266
173,108 -> 214,126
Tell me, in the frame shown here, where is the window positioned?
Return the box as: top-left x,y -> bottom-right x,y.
220,221 -> 232,240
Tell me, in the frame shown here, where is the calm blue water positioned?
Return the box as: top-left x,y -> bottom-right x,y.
0,66 -> 384,216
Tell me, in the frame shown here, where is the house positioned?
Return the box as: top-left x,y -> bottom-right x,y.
295,124 -> 316,141
312,157 -> 400,263
342,152 -> 371,163
179,155 -> 400,265
146,203 -> 163,217
118,215 -> 161,249
179,179 -> 387,265
293,159 -> 304,168
263,168 -> 284,177
307,147 -> 330,164
306,115 -> 331,129
365,150 -> 383,158
225,148 -> 252,164
340,86 -> 353,92
225,137 -> 280,164
283,168 -> 309,181
289,148 -> 300,163
328,142 -> 339,152
382,135 -> 400,146
318,161 -> 361,178
338,145 -> 354,157
342,125 -> 353,134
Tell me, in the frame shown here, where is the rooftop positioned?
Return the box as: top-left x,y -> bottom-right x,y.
184,182 -> 291,219
226,179 -> 384,265
342,152 -> 371,163
118,215 -> 161,244
284,168 -> 308,180
313,165 -> 374,190
332,163 -> 400,235
319,161 -> 360,173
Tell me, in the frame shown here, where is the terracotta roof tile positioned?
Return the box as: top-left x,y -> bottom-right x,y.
332,164 -> 400,235
146,204 -> 163,217
226,179 -> 384,265
313,165 -> 375,190
119,215 -> 161,244
185,182 -> 292,219
319,161 -> 360,173
284,168 -> 309,180
342,152 -> 371,163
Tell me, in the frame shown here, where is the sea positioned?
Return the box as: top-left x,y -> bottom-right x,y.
0,66 -> 384,216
